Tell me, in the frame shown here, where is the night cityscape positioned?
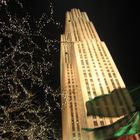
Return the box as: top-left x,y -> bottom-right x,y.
0,0 -> 139,140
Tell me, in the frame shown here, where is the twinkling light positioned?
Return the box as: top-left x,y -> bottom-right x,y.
0,0 -> 62,139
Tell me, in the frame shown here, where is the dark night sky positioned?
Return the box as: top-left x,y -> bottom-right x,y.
25,0 -> 140,88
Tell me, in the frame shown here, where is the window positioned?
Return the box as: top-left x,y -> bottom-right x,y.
84,73 -> 87,76
90,79 -> 93,82
73,133 -> 76,137
116,79 -> 120,87
77,125 -> 80,131
100,121 -> 104,126
93,91 -> 97,96
81,60 -> 84,65
85,60 -> 88,65
108,73 -> 112,78
93,121 -> 98,126
104,79 -> 108,85
78,132 -> 81,137
88,91 -> 91,95
111,79 -> 116,88
89,73 -> 92,77
110,119 -> 113,124
72,125 -> 75,131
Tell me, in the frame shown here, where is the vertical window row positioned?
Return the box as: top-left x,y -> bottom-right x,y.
78,18 -> 86,39
78,43 -> 94,99
87,22 -> 94,38
89,23 -> 98,41
88,22 -> 96,39
70,68 -> 81,139
75,21 -> 80,41
71,22 -> 78,41
66,64 -> 76,136
89,43 -> 105,96
81,18 -> 90,39
100,45 -> 121,88
86,42 -> 101,97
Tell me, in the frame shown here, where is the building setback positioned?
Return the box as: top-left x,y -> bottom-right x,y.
60,9 -> 139,140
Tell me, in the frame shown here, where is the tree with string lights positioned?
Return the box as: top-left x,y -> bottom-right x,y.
0,1 -> 61,139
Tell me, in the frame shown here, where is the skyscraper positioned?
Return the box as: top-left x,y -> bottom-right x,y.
60,9 -> 139,140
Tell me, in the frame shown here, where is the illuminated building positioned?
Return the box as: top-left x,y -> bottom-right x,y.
60,9 -> 139,140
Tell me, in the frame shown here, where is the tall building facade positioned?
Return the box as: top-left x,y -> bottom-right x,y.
60,9 -> 139,140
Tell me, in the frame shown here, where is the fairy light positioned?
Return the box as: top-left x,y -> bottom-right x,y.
0,0 -> 63,139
